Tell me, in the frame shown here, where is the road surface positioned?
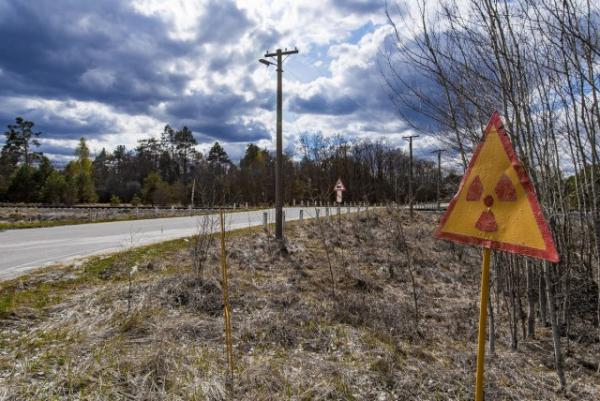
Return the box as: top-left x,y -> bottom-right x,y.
0,207 -> 360,280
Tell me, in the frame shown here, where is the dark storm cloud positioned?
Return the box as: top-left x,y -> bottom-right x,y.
0,0 -> 270,146
0,0 -> 408,151
38,143 -> 76,157
191,120 -> 269,143
0,0 -> 255,114
379,33 -> 457,134
289,93 -> 359,115
0,99 -> 115,140
196,0 -> 252,44
166,90 -> 249,121
330,0 -> 384,14
250,27 -> 283,54
165,89 -> 270,143
0,0 -> 195,114
34,113 -> 115,140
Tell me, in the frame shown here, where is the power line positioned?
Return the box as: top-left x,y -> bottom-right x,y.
431,149 -> 446,211
403,135 -> 419,218
259,48 -> 299,241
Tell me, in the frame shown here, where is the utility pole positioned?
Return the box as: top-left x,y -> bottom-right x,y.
190,178 -> 196,215
259,48 -> 299,240
190,178 -> 196,206
431,149 -> 445,211
403,135 -> 419,218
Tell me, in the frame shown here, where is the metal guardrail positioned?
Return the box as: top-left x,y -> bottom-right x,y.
0,201 -> 448,212
412,202 -> 449,211
0,204 -> 234,211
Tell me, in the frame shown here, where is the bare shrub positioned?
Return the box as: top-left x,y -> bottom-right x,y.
314,208 -> 336,297
386,206 -> 422,337
116,305 -> 157,338
190,215 -> 216,278
331,293 -> 416,340
159,275 -> 223,316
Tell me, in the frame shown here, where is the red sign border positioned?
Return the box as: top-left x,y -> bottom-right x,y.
433,112 -> 559,263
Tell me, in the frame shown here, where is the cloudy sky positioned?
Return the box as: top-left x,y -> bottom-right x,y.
0,0 -> 441,164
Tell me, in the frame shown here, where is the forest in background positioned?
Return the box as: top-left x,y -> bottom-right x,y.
0,118 -> 460,207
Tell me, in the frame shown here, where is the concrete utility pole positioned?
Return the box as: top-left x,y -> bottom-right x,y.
431,149 -> 445,211
259,48 -> 299,240
190,178 -> 196,215
403,135 -> 419,217
190,178 -> 196,206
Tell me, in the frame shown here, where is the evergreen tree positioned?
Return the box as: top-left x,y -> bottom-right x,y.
173,126 -> 197,183
42,171 -> 67,204
92,148 -> 110,201
7,165 -> 37,202
207,142 -> 231,166
65,138 -> 97,203
1,117 -> 42,168
142,172 -> 171,205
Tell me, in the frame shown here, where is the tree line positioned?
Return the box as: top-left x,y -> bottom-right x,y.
0,118 -> 460,206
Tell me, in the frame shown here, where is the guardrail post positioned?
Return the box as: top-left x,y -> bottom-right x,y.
263,212 -> 268,232
326,207 -> 330,219
316,208 -> 320,220
299,209 -> 303,224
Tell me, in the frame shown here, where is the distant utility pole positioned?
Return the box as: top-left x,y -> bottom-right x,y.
431,149 -> 446,211
190,178 -> 196,215
403,135 -> 419,218
259,48 -> 299,240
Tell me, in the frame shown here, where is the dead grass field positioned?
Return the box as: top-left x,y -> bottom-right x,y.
0,209 -> 598,400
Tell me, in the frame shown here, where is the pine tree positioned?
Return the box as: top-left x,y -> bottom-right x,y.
65,138 -> 97,203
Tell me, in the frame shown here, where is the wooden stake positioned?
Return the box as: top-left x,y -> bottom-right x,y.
219,210 -> 234,381
475,247 -> 491,401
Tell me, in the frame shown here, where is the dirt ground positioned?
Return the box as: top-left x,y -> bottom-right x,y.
0,209 -> 598,400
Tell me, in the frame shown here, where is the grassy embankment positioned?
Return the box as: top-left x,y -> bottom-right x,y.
0,209 -> 598,400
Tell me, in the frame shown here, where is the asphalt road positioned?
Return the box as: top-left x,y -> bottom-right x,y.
0,207 -> 359,280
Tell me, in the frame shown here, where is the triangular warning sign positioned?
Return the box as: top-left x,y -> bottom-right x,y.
434,112 -> 559,262
333,179 -> 346,192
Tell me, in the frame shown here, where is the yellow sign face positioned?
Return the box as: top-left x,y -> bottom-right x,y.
434,112 -> 558,262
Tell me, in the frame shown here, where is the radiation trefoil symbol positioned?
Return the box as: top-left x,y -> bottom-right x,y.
466,174 -> 517,232
433,112 -> 559,263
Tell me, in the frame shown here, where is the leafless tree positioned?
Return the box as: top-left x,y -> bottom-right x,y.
384,0 -> 600,388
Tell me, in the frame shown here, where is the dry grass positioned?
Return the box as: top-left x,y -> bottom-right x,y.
0,209 -> 598,400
